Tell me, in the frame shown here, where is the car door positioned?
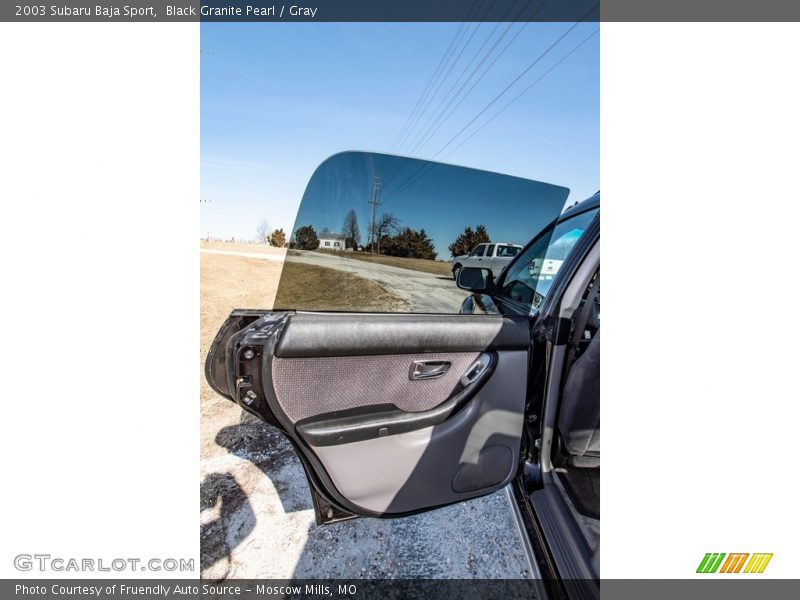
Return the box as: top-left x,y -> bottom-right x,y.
470,243 -> 487,268
205,151 -> 569,521
206,311 -> 531,517
482,244 -> 495,271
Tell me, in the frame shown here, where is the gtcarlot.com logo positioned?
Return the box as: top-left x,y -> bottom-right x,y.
14,554 -> 195,572
696,553 -> 773,574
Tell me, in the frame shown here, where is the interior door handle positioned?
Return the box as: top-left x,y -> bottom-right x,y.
409,360 -> 451,380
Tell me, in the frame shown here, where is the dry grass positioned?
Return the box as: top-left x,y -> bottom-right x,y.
314,250 -> 453,276
200,252 -> 283,458
200,240 -> 287,257
200,253 -> 281,350
274,261 -> 408,312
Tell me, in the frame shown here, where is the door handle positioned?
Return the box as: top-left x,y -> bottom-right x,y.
409,360 -> 451,380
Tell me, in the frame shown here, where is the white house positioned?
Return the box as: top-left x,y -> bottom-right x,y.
318,232 -> 347,250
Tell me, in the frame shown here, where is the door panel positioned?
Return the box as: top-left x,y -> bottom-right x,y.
307,349 -> 527,513
206,311 -> 531,519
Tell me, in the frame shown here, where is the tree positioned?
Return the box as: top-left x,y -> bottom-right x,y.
370,212 -> 400,254
448,224 -> 490,257
342,209 -> 361,250
292,225 -> 319,250
269,228 -> 286,247
255,219 -> 271,244
382,227 -> 437,260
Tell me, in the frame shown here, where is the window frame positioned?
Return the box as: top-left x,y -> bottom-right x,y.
492,207 -> 600,316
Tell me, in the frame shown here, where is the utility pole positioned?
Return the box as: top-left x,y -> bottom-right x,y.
368,175 -> 381,254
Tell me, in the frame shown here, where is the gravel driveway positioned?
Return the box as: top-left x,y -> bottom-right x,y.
288,250 -> 467,313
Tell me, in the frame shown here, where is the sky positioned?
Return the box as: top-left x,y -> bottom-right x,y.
200,22 -> 599,243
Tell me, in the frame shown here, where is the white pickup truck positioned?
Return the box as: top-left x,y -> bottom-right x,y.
450,242 -> 523,280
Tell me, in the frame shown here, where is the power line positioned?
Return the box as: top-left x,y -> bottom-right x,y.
394,13 -> 488,154
382,21 -> 598,203
396,0 -> 499,154
404,0 -> 546,157
390,0 -> 486,154
380,18 -> 477,185
388,22 -> 468,153
442,28 -> 600,161
383,4 -> 594,203
430,7 -> 598,161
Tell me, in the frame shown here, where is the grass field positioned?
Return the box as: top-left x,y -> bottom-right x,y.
274,261 -> 409,312
313,250 -> 453,276
201,240 -> 286,257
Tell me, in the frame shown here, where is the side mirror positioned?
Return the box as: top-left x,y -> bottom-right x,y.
457,267 -> 494,293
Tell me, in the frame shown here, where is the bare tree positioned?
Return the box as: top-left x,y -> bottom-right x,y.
342,209 -> 361,250
255,219 -> 271,244
373,213 -> 399,255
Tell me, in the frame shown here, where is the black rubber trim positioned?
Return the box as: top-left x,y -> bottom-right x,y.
275,313 -> 529,358
295,354 -> 496,446
222,312 -> 292,426
204,309 -> 269,400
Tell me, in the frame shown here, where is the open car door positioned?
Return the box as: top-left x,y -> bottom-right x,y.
205,152 -> 569,521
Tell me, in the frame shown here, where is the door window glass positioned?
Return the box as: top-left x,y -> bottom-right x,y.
499,208 -> 598,312
276,152 -> 570,313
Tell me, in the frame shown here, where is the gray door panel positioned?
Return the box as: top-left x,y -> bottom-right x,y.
309,350 -> 527,513
207,311 -> 531,518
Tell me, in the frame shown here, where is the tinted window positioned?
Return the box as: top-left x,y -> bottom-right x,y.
497,245 -> 520,257
499,208 -> 598,312
275,152 -> 569,313
485,244 -> 495,257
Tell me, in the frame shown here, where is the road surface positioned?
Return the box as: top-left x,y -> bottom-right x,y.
288,251 -> 466,313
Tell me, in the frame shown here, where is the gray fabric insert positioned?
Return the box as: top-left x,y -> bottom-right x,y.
272,352 -> 480,423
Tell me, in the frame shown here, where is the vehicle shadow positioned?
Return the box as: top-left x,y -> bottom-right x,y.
214,410 -> 314,514
202,411 -> 317,579
200,472 -> 254,580
204,410 -> 532,580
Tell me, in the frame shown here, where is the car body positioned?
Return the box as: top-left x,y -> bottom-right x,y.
451,242 -> 522,280
206,153 -> 599,597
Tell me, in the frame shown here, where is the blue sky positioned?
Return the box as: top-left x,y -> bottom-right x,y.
200,22 -> 599,242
